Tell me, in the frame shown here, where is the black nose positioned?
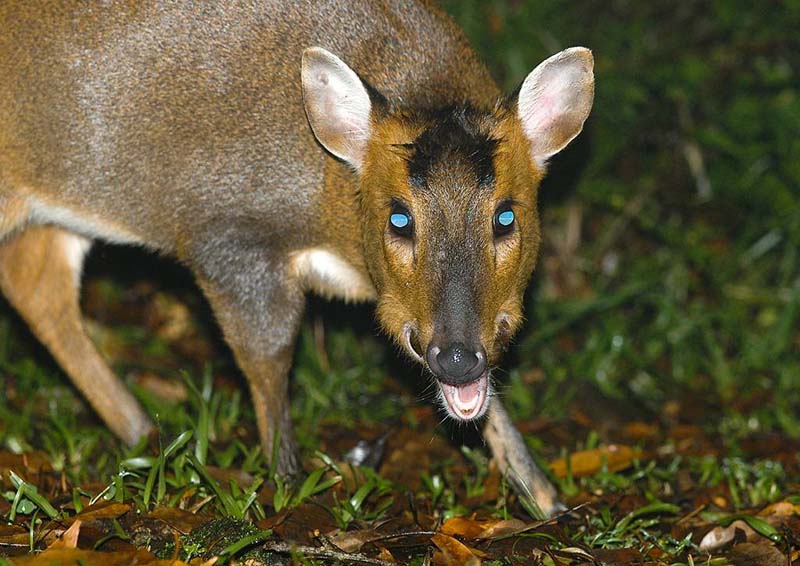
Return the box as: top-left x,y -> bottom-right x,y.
426,342 -> 486,385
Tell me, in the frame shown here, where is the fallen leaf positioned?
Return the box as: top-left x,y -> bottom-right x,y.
621,421 -> 660,440
726,542 -> 787,566
549,444 -> 640,478
379,429 -> 459,491
440,517 -> 486,539
147,506 -> 214,532
329,529 -> 380,553
7,548 -> 189,565
131,371 -> 189,402
431,533 -> 481,566
256,508 -> 289,531
589,547 -> 645,565
0,524 -> 30,548
440,517 -> 527,540
0,451 -> 53,480
68,501 -> 131,524
376,546 -> 396,562
555,546 -> 594,561
147,292 -> 193,342
758,500 -> 800,518
477,519 -> 528,539
202,465 -> 254,489
272,503 -> 338,544
47,520 -> 81,550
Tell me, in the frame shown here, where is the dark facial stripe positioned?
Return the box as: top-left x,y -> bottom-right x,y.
407,105 -> 497,191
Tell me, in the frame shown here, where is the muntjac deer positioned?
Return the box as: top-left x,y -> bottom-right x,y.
0,1 -> 593,516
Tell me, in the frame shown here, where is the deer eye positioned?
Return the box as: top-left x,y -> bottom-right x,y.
389,202 -> 413,238
493,204 -> 515,237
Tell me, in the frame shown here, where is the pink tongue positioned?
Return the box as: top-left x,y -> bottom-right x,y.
457,380 -> 481,404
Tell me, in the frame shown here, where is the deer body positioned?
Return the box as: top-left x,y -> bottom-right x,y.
0,1 -> 593,516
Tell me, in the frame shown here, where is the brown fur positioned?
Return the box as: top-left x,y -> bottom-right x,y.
0,0 -> 592,517
0,193 -> 29,239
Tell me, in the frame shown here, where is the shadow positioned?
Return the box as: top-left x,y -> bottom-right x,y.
538,117 -> 594,208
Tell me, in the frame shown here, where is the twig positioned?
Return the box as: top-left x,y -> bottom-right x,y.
676,95 -> 712,200
675,503 -> 707,526
253,541 -> 398,566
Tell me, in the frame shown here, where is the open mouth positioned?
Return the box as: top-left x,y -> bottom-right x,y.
439,373 -> 490,420
401,323 -> 491,420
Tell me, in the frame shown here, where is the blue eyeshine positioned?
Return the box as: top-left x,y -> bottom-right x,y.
390,213 -> 410,229
497,210 -> 515,226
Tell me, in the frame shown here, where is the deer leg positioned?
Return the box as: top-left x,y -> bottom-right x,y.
483,399 -> 564,518
193,252 -> 306,475
0,226 -> 154,444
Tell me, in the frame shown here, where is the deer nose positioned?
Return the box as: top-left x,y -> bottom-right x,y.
426,342 -> 487,385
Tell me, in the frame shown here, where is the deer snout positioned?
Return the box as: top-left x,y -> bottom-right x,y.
426,342 -> 487,385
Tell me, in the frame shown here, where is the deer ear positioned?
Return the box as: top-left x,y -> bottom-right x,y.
516,47 -> 594,166
302,47 -> 372,171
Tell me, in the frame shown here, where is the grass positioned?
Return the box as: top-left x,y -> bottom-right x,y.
1,0 -> 799,564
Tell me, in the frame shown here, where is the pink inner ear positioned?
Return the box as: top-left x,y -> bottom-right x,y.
302,48 -> 373,169
526,86 -> 559,136
335,99 -> 370,138
517,48 -> 594,163
523,66 -> 581,139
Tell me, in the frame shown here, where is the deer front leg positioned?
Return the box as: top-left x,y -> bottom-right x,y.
194,252 -> 305,475
483,399 -> 564,518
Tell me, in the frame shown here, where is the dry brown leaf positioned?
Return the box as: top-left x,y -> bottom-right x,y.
131,371 -> 189,403
726,542 -> 788,566
589,547 -> 646,565
440,517 -> 486,539
329,529 -> 380,553
0,524 -> 30,548
256,508 -> 289,531
68,501 -> 131,524
758,500 -> 800,518
47,520 -> 81,550
440,517 -> 527,540
621,421 -> 660,440
203,465 -> 254,490
272,503 -> 338,543
431,533 -> 481,566
148,506 -> 214,532
556,546 -> 595,561
379,429 -> 458,491
148,293 -> 193,342
476,519 -> 527,539
376,546 -> 396,562
0,451 -> 53,478
549,444 -> 640,478
7,548 -> 189,565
